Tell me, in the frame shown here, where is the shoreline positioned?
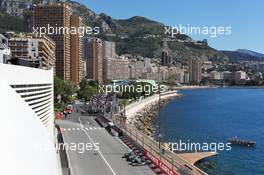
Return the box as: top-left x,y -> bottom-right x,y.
127,91 -> 182,136
126,86 -> 220,137
127,85 -> 263,136
172,85 -> 264,90
171,85 -> 216,90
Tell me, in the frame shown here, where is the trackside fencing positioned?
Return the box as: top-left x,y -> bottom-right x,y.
121,124 -> 208,175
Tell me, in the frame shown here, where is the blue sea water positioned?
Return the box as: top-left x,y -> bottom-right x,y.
154,88 -> 264,175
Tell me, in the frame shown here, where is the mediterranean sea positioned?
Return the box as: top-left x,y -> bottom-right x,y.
154,88 -> 264,175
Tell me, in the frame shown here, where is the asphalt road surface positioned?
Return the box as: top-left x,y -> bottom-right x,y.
56,104 -> 155,175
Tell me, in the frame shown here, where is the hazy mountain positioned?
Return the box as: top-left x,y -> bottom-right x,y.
236,49 -> 264,58
222,49 -> 264,62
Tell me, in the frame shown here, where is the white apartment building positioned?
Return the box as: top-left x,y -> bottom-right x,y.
234,71 -> 246,80
210,71 -> 221,80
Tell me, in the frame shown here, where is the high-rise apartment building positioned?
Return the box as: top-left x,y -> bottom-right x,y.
34,3 -> 71,81
188,57 -> 202,84
161,39 -> 172,66
79,60 -> 86,81
70,15 -> 85,84
128,59 -> 145,79
103,41 -> 116,59
102,41 -> 117,83
84,37 -> 103,83
103,57 -> 130,82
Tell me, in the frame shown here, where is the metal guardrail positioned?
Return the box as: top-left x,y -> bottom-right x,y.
55,124 -> 72,175
121,124 -> 208,175
110,91 -> 208,175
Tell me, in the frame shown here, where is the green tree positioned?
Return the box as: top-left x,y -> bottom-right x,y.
54,76 -> 77,108
79,79 -> 88,90
77,79 -> 98,101
54,76 -> 66,97
64,82 -> 77,97
78,85 -> 97,101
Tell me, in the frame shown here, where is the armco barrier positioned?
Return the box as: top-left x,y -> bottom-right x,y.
145,149 -> 179,175
121,124 -> 208,175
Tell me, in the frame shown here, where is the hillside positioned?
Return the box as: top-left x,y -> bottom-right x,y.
70,1 -> 227,62
0,0 -> 228,63
0,11 -> 24,33
236,49 -> 264,58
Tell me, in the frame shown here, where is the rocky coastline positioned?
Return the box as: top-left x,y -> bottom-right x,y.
129,94 -> 182,136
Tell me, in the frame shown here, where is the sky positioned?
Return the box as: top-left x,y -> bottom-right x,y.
77,0 -> 264,53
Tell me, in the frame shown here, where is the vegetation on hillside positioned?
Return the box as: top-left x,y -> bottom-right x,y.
114,16 -> 164,37
115,37 -> 162,58
0,0 -> 229,63
222,50 -> 264,62
0,11 -> 24,33
70,2 -> 227,62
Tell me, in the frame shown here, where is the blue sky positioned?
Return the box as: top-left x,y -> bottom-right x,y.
77,0 -> 264,53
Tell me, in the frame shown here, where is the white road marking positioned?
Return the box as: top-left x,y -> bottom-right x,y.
61,128 -> 85,132
78,116 -> 117,175
79,116 -> 84,128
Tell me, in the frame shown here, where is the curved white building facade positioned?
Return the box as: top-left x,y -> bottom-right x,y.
0,64 -> 61,175
0,64 -> 54,136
